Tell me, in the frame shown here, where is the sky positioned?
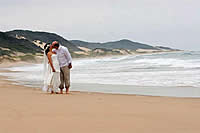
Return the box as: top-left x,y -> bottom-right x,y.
0,0 -> 200,50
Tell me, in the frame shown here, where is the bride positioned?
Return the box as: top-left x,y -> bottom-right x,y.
43,43 -> 61,94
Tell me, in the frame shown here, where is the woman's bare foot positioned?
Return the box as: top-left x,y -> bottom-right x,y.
66,91 -> 70,94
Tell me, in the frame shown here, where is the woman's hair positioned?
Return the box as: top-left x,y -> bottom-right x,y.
44,43 -> 51,55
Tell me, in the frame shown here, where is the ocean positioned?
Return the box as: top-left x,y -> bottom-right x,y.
1,51 -> 200,97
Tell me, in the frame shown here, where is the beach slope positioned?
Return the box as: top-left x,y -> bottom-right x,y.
0,75 -> 200,133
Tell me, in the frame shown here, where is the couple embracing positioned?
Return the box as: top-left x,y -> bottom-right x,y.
43,41 -> 72,94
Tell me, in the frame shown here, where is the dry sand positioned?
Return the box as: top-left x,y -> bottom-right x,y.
0,63 -> 200,133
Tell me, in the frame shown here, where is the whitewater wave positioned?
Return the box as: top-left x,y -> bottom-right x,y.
1,51 -> 200,88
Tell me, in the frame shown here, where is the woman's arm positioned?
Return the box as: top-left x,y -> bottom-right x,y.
47,52 -> 55,72
50,44 -> 56,54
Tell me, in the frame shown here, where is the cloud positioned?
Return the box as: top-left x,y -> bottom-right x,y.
0,0 -> 200,50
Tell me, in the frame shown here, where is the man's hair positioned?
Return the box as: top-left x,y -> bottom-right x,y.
54,42 -> 60,47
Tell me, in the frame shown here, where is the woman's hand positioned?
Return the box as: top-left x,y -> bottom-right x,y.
52,67 -> 56,72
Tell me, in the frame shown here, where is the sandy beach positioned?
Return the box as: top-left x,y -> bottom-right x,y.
0,63 -> 200,133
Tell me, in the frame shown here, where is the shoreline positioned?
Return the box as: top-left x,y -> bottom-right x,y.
2,68 -> 200,98
1,72 -> 200,99
1,62 -> 200,132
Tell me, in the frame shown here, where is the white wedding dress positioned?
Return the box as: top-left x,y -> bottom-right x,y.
43,54 -> 60,92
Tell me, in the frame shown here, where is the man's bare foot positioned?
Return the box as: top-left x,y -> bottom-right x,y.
60,89 -> 63,94
51,91 -> 54,94
66,87 -> 70,94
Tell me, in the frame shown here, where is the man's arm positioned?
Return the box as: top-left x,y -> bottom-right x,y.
63,47 -> 72,69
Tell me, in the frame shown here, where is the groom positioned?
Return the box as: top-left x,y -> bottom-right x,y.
52,41 -> 72,94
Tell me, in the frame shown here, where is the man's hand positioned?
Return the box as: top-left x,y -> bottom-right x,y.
68,63 -> 72,69
52,68 -> 56,72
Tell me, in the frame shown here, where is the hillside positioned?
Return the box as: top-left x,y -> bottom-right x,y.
6,30 -> 81,52
71,39 -> 159,50
70,39 -> 179,56
0,29 -> 180,62
0,32 -> 42,54
0,32 -> 43,62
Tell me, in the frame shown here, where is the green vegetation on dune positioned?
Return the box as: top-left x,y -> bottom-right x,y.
18,54 -> 36,61
0,31 -> 42,62
0,49 -> 13,56
6,30 -> 80,52
0,32 -> 42,55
